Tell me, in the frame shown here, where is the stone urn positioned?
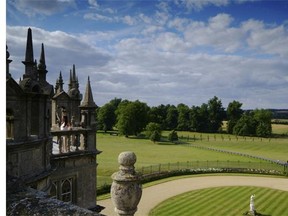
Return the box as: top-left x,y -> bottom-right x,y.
111,151 -> 142,216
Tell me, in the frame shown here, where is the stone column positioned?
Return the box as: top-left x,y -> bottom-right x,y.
111,151 -> 142,216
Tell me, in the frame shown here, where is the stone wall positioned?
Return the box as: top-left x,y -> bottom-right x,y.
51,152 -> 98,209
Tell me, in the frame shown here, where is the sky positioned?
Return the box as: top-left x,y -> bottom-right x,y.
5,0 -> 288,109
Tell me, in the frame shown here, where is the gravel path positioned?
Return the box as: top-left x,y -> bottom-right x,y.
98,175 -> 288,216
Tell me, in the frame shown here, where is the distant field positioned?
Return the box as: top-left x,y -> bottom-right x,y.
96,127 -> 288,187
149,186 -> 288,216
272,123 -> 288,135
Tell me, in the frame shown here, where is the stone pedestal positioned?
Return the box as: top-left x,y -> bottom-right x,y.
111,151 -> 142,216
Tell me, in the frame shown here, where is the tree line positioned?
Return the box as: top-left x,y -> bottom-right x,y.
96,96 -> 273,138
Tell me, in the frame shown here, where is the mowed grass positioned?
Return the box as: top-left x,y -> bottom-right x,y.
149,186 -> 288,216
174,131 -> 288,162
96,126 -> 288,187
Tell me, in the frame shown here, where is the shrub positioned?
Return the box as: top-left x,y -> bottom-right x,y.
168,130 -> 178,142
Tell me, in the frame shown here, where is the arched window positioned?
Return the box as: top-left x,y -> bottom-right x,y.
6,109 -> 14,139
50,181 -> 58,199
61,178 -> 72,203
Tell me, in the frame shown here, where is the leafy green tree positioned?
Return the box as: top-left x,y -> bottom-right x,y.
116,100 -> 149,137
148,104 -> 167,129
165,105 -> 178,130
97,103 -> 117,132
254,109 -> 272,137
233,112 -> 257,136
190,104 -> 209,132
168,130 -> 178,142
109,97 -> 122,108
177,103 -> 190,131
227,100 -> 243,134
207,96 -> 225,132
150,130 -> 161,143
145,122 -> 162,139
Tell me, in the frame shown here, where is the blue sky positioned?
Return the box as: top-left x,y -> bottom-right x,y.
5,0 -> 288,109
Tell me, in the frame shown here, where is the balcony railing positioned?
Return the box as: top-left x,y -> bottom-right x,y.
51,127 -> 88,155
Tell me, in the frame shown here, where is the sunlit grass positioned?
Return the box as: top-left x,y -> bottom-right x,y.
149,186 -> 288,216
96,129 -> 288,188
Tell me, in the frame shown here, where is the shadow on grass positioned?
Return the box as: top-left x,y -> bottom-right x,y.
243,210 -> 271,216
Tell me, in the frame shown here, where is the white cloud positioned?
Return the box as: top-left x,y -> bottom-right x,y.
122,15 -> 137,26
83,13 -> 114,22
88,0 -> 98,8
174,0 -> 229,11
8,0 -> 76,16
183,14 -> 243,53
173,0 -> 258,11
6,9 -> 288,108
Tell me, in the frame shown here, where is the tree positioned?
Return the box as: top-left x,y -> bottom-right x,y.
190,104 -> 209,132
148,104 -> 167,129
177,103 -> 190,131
165,105 -> 178,130
97,103 -> 117,132
254,109 -> 272,137
226,100 -> 243,134
207,96 -> 225,132
116,100 -> 149,137
233,112 -> 257,136
150,130 -> 161,143
145,122 -> 162,139
168,130 -> 178,142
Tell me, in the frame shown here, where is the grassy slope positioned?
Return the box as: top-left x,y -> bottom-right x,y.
149,186 -> 288,216
97,125 -> 288,187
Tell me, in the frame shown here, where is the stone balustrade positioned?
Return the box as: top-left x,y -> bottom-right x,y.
51,128 -> 88,154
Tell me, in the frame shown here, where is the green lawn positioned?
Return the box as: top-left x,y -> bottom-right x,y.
149,186 -> 288,216
96,128 -> 288,188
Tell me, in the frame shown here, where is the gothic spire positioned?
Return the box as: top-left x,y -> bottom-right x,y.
59,71 -> 64,91
80,76 -> 97,108
6,45 -> 12,79
72,64 -> 76,81
38,43 -> 47,82
24,28 -> 34,63
68,69 -> 72,91
55,71 -> 64,93
38,43 -> 46,70
22,28 -> 36,79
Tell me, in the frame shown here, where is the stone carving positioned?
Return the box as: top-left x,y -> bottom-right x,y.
111,151 -> 142,216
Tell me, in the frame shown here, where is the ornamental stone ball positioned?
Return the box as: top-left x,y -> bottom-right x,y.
111,151 -> 142,216
119,151 -> 136,165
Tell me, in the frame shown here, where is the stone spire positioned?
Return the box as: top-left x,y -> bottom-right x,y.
22,28 -> 37,80
6,45 -> 12,79
38,43 -> 47,82
69,64 -> 79,90
80,76 -> 96,108
55,71 -> 64,94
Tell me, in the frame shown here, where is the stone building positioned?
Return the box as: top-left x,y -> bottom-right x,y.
6,28 -> 101,214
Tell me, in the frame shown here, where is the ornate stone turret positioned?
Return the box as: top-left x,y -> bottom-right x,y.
79,77 -> 97,150
22,28 -> 37,80
6,45 -> 12,79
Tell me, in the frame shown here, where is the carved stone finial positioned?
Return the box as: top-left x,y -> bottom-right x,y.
111,152 -> 142,216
